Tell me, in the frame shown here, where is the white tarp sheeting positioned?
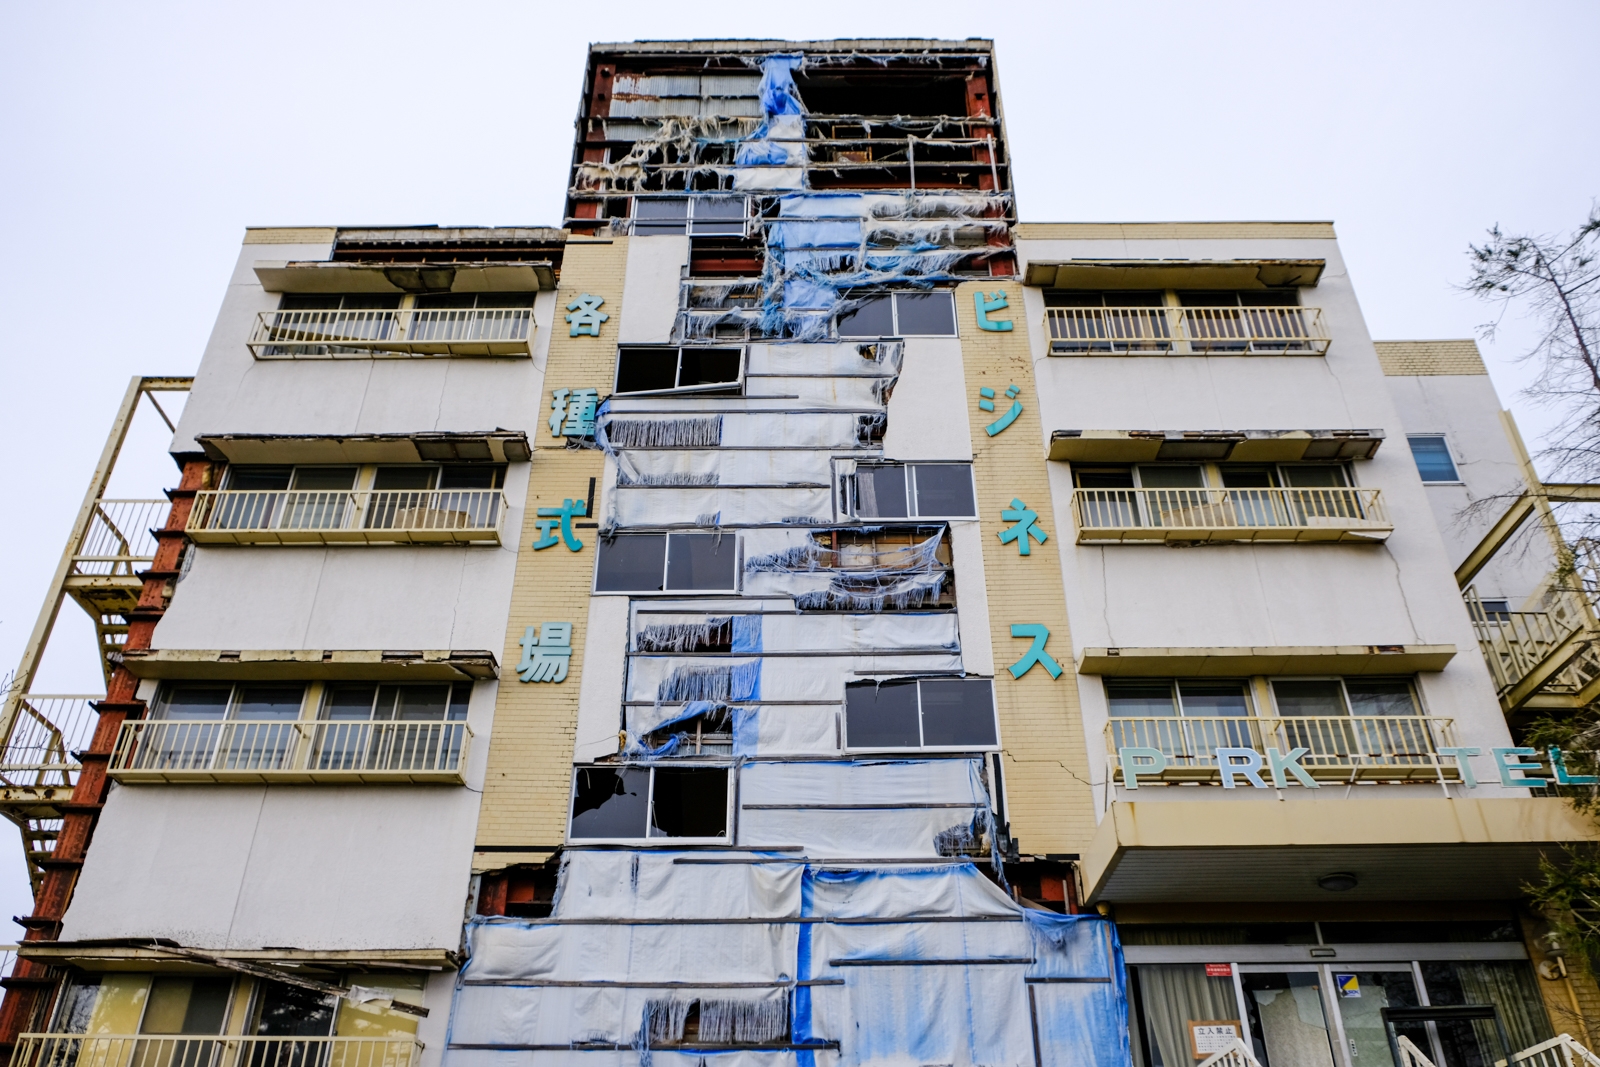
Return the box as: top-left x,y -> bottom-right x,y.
445,857 -> 1130,1067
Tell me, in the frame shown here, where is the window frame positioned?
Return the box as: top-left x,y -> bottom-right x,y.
631,195 -> 750,237
1267,675 -> 1424,718
613,344 -> 747,398
837,290 -> 959,339
846,462 -> 977,520
1103,678 -> 1256,719
593,532 -> 744,595
1406,434 -> 1463,484
565,763 -> 734,844
843,676 -> 1000,753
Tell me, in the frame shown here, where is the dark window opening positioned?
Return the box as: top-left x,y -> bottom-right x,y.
253,981 -> 335,1038
690,235 -> 764,277
142,977 -> 233,1036
615,346 -> 743,396
650,767 -> 729,837
570,766 -> 651,838
792,71 -> 973,117
504,867 -> 560,919
838,291 -> 957,338
1004,860 -> 1078,915
634,196 -> 747,236
596,534 -> 669,592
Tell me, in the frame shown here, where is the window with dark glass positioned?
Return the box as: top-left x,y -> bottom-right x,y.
596,533 -> 739,593
633,196 -> 747,236
853,463 -> 975,519
844,678 -> 997,750
838,291 -> 957,338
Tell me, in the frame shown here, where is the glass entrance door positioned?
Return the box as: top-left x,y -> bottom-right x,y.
1240,971 -> 1338,1067
1327,970 -> 1427,1067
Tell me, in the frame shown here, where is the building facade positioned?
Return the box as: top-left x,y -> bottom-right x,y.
0,35 -> 1594,1067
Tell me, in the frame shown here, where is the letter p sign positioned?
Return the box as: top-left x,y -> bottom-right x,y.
1119,747 -> 1169,789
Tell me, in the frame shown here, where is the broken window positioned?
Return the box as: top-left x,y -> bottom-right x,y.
689,235 -> 765,277
633,196 -> 748,236
644,996 -> 790,1047
596,533 -> 739,593
837,291 -> 957,338
851,463 -> 975,519
568,765 -> 729,840
844,677 -> 997,750
615,346 -> 744,396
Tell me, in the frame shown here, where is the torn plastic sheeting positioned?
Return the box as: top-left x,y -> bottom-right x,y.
781,275 -> 839,311
746,528 -> 944,574
740,757 -> 984,808
742,568 -> 949,613
610,448 -> 838,493
741,807 -> 984,859
756,55 -> 805,118
611,486 -> 833,529
731,166 -> 807,192
620,700 -> 729,742
733,705 -> 838,757
597,413 -> 723,452
626,654 -> 963,704
767,220 -> 863,250
550,851 -> 803,921
464,919 -> 796,985
804,862 -> 1016,921
634,617 -> 732,653
645,992 -> 789,1045
746,339 -> 903,376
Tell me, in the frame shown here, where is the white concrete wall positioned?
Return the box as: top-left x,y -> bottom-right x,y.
882,337 -> 974,462
61,680 -> 497,950
1017,235 -> 1516,812
618,236 -> 688,345
169,243 -> 556,446
1384,372 -> 1553,603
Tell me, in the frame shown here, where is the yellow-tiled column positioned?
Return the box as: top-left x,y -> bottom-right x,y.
955,281 -> 1097,856
474,238 -> 628,871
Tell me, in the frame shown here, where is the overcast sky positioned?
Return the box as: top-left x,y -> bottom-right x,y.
0,0 -> 1594,930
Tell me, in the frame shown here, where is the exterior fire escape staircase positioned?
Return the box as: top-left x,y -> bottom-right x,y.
0,378 -> 191,893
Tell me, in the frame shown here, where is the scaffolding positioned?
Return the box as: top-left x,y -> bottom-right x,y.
0,377 -> 191,893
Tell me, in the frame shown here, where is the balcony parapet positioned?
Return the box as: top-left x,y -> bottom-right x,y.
187,489 -> 506,545
1072,487 -> 1391,544
249,306 -> 534,358
110,719 -> 471,784
1046,305 -> 1329,356
1104,714 -> 1459,785
13,1034 -> 423,1067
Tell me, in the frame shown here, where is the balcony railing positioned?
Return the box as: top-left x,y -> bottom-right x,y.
1072,487 -> 1391,543
12,1034 -> 422,1067
1465,585 -> 1600,710
249,307 -> 534,358
110,720 -> 471,783
186,490 -> 506,545
1106,715 -> 1458,784
1046,306 -> 1330,356
0,695 -> 99,793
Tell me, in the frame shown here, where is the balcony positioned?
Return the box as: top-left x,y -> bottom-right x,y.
109,720 -> 471,784
249,306 -> 534,358
1105,715 -> 1459,785
1046,305 -> 1330,356
1465,585 -> 1600,714
186,490 -> 506,545
12,1034 -> 422,1067
1071,487 -> 1391,544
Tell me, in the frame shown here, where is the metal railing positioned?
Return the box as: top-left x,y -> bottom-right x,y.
1072,487 -> 1390,542
73,500 -> 166,578
1046,306 -> 1329,355
1107,715 -> 1457,782
249,307 -> 534,358
1465,585 -> 1600,703
1198,1039 -> 1265,1067
186,490 -> 506,545
1499,1034 -> 1600,1067
111,720 -> 471,783
12,1034 -> 422,1067
0,695 -> 100,789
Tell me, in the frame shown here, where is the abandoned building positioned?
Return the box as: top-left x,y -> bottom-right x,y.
0,35 -> 1595,1067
